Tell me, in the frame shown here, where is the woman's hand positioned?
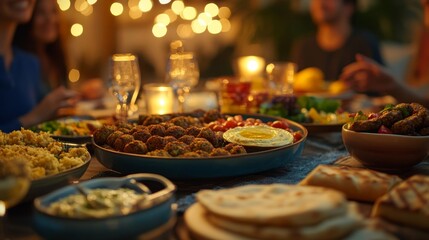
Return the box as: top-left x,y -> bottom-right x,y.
340,54 -> 398,94
19,86 -> 80,128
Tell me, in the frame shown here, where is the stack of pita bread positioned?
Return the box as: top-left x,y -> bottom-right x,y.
185,184 -> 394,240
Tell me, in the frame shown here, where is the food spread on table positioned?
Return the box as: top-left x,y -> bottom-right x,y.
30,118 -> 103,136
259,95 -> 350,124
0,129 -> 90,180
93,109 -> 303,157
46,188 -> 145,218
347,102 -> 429,135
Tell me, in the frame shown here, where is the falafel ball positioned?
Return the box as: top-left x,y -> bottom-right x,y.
123,140 -> 148,154
228,145 -> 247,155
210,148 -> 231,157
106,130 -> 125,146
113,134 -> 134,151
146,149 -> 171,157
132,130 -> 151,142
179,151 -> 202,158
143,115 -> 164,126
148,124 -> 166,136
163,136 -> 177,145
145,135 -> 166,151
203,109 -> 222,123
190,138 -> 214,153
186,126 -> 201,137
178,135 -> 195,145
165,125 -> 186,139
194,150 -> 210,157
164,141 -> 190,156
93,125 -> 116,145
197,127 -> 217,145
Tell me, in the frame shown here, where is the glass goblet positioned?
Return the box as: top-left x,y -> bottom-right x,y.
165,52 -> 199,113
109,53 -> 141,122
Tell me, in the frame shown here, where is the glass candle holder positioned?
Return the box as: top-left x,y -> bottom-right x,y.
143,83 -> 174,115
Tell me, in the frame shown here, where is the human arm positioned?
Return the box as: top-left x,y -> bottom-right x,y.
18,86 -> 80,128
340,54 -> 429,108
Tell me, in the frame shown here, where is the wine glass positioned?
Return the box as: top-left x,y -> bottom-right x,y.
165,52 -> 199,113
266,62 -> 297,96
109,53 -> 141,122
0,158 -> 31,238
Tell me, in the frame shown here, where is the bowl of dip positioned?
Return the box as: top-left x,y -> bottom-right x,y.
33,173 -> 176,240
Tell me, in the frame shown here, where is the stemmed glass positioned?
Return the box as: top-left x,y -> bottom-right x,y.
0,158 -> 31,238
165,52 -> 199,113
109,53 -> 141,122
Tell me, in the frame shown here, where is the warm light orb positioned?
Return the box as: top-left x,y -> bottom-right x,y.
220,18 -> 231,32
128,0 -> 139,8
81,5 -> 93,16
171,0 -> 184,15
164,9 -> 177,22
70,23 -> 83,37
198,12 -> 212,26
218,6 -> 231,19
110,2 -> 124,16
159,0 -> 171,4
139,0 -> 153,12
237,56 -> 266,78
204,3 -> 219,17
57,0 -> 70,11
181,6 -> 197,20
191,19 -> 206,34
69,69 -> 80,83
74,0 -> 88,12
152,23 -> 167,38
87,0 -> 97,5
155,13 -> 170,25
129,7 -> 143,19
177,23 -> 194,38
208,19 -> 222,34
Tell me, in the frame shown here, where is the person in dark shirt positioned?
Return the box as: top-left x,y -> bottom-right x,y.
0,0 -> 78,132
340,0 -> 429,108
291,0 -> 383,81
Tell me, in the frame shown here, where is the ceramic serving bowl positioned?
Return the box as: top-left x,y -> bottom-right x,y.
33,173 -> 176,240
342,124 -> 429,171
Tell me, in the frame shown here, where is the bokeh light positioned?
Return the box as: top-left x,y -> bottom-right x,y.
69,69 -> 80,83
177,23 -> 194,38
204,3 -> 219,17
191,19 -> 206,34
139,0 -> 153,12
171,0 -> 184,15
70,23 -> 83,37
129,7 -> 143,19
110,2 -> 124,16
208,19 -> 222,34
152,23 -> 167,38
87,0 -> 97,5
181,6 -> 196,20
220,18 -> 231,32
159,0 -> 171,4
218,6 -> 231,19
197,12 -> 212,26
164,9 -> 177,23
57,0 -> 70,11
155,13 -> 170,25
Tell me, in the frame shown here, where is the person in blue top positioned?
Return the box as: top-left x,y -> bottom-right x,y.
0,0 -> 78,133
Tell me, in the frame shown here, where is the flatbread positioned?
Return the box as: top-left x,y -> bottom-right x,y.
372,174 -> 429,230
196,184 -> 347,227
206,203 -> 363,240
300,165 -> 402,202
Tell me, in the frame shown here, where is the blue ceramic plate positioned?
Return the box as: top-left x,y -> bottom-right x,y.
93,113 -> 307,180
33,174 -> 176,240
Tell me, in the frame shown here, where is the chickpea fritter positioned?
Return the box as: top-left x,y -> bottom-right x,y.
164,141 -> 190,156
163,136 -> 177,145
93,125 -> 116,145
348,118 -> 382,132
132,130 -> 151,142
178,135 -> 195,145
203,109 -> 222,123
148,124 -> 166,136
186,126 -> 201,137
106,130 -> 124,146
123,140 -> 148,154
224,143 -> 247,155
145,135 -> 165,152
142,115 -> 164,126
146,149 -> 171,157
165,126 -> 186,139
197,127 -> 217,145
194,150 -> 210,157
180,151 -> 202,158
113,134 -> 134,151
170,116 -> 202,129
190,138 -> 214,153
210,148 -> 231,157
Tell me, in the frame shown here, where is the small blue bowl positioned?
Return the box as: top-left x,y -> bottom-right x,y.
33,173 -> 176,240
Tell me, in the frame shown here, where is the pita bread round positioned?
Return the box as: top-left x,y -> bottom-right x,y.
196,184 -> 347,226
184,203 -> 257,240
206,203 -> 363,240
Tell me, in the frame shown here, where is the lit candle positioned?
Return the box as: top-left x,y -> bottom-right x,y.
143,83 -> 174,115
237,56 -> 266,79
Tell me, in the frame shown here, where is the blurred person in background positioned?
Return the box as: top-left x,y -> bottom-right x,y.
0,0 -> 78,132
340,0 -> 429,108
13,0 -> 104,100
290,0 -> 383,81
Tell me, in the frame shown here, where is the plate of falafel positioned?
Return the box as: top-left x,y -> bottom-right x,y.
91,110 -> 307,179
